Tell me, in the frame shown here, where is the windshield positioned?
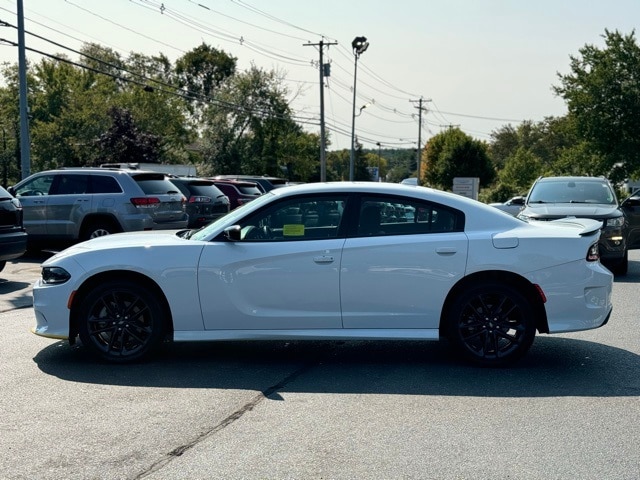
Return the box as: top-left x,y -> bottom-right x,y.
188,191 -> 275,241
528,180 -> 617,205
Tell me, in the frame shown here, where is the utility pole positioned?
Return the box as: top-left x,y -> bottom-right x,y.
17,0 -> 31,179
304,39 -> 337,182
410,98 -> 430,186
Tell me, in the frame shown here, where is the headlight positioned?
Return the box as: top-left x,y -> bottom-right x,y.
606,217 -> 624,227
42,266 -> 71,285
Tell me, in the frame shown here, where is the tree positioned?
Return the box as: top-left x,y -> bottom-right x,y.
175,43 -> 236,123
424,128 -> 495,190
554,29 -> 640,182
497,147 -> 544,194
97,106 -> 161,165
200,65 -> 318,178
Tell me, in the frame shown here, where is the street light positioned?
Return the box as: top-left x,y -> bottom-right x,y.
349,36 -> 369,181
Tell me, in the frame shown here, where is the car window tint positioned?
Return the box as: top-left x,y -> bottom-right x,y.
14,174 -> 55,196
239,195 -> 347,241
356,196 -> 463,237
134,176 -> 181,195
90,175 -> 122,194
182,182 -> 225,198
53,174 -> 90,195
236,184 -> 262,195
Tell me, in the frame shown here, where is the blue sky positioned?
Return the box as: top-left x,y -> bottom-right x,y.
0,0 -> 638,150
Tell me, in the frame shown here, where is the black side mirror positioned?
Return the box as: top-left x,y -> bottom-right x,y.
622,196 -> 640,208
223,225 -> 242,241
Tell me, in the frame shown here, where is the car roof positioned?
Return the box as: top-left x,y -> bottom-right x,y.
267,181 -> 488,209
212,178 -> 260,186
536,176 -> 609,183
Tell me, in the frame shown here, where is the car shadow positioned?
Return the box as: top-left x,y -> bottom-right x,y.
33,336 -> 640,398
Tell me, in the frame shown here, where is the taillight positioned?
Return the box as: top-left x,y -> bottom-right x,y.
586,243 -> 600,262
188,195 -> 212,204
131,197 -> 161,208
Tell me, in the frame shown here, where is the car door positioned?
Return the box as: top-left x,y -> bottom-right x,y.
621,193 -> 640,249
12,173 -> 56,237
197,194 -> 349,330
45,174 -> 92,238
340,196 -> 468,329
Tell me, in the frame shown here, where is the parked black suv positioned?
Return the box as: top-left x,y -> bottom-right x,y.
168,177 -> 230,228
518,176 -> 640,275
0,185 -> 28,272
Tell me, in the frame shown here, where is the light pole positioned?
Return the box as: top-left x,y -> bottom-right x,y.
349,36 -> 369,181
376,142 -> 382,182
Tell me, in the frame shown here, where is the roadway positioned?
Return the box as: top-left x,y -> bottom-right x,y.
1,251 -> 639,479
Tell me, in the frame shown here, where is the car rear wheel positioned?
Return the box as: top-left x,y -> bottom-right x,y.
447,283 -> 536,367
77,280 -> 166,363
81,219 -> 119,241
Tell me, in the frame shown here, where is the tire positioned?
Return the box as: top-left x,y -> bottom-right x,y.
446,282 -> 536,367
608,251 -> 628,276
81,220 -> 118,241
77,280 -> 166,363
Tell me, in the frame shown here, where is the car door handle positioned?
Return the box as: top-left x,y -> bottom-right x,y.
313,255 -> 335,264
436,247 -> 457,255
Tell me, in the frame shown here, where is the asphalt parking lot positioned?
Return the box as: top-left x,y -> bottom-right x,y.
1,250 -> 640,479
0,251 -> 53,312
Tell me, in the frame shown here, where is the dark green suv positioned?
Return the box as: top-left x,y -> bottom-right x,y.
518,176 -> 640,275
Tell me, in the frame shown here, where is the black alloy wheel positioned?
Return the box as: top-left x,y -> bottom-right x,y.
447,283 -> 536,367
77,280 -> 166,363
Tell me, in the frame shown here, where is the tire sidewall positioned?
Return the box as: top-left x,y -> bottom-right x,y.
77,279 -> 165,363
447,282 -> 536,367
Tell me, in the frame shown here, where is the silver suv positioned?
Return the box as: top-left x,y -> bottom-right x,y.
9,168 -> 188,246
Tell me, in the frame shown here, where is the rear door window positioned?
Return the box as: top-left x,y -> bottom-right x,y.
90,175 -> 122,194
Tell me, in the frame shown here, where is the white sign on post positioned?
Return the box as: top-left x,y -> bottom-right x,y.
453,177 -> 480,200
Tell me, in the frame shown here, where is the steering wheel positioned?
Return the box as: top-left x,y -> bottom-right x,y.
245,225 -> 272,240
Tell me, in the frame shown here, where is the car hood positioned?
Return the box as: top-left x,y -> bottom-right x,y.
521,203 -> 620,219
45,230 -> 192,264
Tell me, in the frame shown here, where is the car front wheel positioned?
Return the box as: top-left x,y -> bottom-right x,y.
77,280 -> 166,363
447,283 -> 536,367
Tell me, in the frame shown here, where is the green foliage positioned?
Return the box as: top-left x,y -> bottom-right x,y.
3,30 -> 639,191
498,147 -> 543,191
97,106 -> 161,165
199,65 -> 319,179
424,128 -> 495,190
554,29 -> 640,182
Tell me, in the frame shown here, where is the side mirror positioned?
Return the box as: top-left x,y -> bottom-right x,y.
622,196 -> 640,208
223,225 -> 242,241
7,186 -> 16,196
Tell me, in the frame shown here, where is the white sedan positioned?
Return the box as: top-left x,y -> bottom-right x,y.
32,182 -> 613,367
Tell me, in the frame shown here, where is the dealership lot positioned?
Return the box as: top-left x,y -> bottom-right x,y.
0,252 -> 639,479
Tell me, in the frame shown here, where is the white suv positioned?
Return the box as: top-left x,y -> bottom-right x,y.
9,168 -> 188,247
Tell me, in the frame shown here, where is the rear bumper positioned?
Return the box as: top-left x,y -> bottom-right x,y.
0,230 -> 28,262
